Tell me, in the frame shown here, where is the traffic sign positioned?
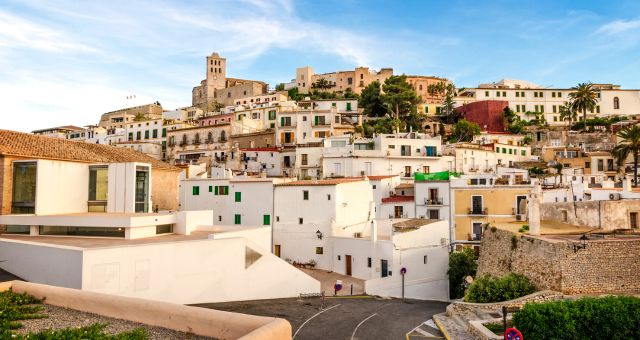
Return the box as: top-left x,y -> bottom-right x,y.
504,327 -> 523,340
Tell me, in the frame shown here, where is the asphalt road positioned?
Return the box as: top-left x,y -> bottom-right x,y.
196,296 -> 447,340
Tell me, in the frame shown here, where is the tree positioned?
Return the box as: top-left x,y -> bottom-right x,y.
342,87 -> 359,99
568,83 -> 599,132
275,83 -> 285,91
558,103 -> 577,128
448,248 -> 477,299
449,119 -> 481,142
552,163 -> 564,184
311,78 -> 332,91
381,75 -> 420,121
614,125 -> 640,186
287,87 -> 305,101
133,112 -> 146,122
359,81 -> 387,117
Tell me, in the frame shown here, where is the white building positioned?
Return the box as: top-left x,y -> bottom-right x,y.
322,133 -> 452,179
447,143 -> 532,174
457,79 -> 640,124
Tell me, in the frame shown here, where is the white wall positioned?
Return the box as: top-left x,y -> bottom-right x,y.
0,239 -> 83,289
35,160 -> 88,215
81,237 -> 320,304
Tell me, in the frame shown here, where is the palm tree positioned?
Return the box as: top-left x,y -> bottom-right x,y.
611,144 -> 630,180
614,125 -> 640,186
311,78 -> 332,91
568,83 -> 598,132
558,103 -> 578,128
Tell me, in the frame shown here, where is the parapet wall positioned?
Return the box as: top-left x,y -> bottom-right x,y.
540,200 -> 638,230
477,228 -> 640,294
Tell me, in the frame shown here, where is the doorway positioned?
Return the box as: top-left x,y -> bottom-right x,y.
135,167 -> 149,213
381,259 -> 388,277
345,255 -> 352,276
274,244 -> 281,258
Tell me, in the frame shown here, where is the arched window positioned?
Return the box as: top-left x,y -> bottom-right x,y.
182,134 -> 187,145
194,133 -> 200,144
220,130 -> 227,142
207,131 -> 213,143
614,97 -> 620,109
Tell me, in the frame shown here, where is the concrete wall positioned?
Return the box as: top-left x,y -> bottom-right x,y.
540,200 -> 640,230
0,239 -> 83,288
35,160 -> 89,215
81,237 -> 319,304
477,228 -> 640,294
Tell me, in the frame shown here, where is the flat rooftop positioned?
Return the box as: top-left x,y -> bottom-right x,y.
0,231 -> 213,249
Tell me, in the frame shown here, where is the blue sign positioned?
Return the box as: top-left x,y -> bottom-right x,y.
504,327 -> 523,340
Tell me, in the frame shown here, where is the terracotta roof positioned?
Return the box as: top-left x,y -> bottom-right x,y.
275,178 -> 364,187
382,195 -> 415,203
0,129 -> 178,171
366,175 -> 398,180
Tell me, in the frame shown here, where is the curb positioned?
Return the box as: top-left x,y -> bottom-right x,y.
433,316 -> 451,340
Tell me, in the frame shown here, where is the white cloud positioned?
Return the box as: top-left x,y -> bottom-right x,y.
0,10 -> 98,53
596,18 -> 640,35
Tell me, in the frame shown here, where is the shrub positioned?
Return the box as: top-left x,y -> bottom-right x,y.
513,296 -> 640,339
518,224 -> 529,233
464,273 -> 535,303
447,248 -> 477,299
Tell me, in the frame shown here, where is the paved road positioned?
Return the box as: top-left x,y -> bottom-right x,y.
197,296 -> 447,340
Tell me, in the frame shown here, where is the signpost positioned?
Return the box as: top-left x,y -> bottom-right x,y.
400,267 -> 407,301
504,327 -> 523,340
334,280 -> 342,296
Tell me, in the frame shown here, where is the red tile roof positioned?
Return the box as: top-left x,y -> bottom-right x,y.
0,129 -> 178,171
275,178 -> 365,187
381,196 -> 415,203
366,175 -> 399,180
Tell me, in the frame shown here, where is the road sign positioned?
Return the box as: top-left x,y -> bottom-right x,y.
400,267 -> 407,275
334,280 -> 343,292
504,327 -> 523,340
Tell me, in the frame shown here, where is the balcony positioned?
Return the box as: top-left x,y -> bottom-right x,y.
215,155 -> 228,162
179,141 -> 188,147
205,138 -> 214,144
468,232 -> 483,241
468,208 -> 488,215
279,123 -> 297,128
313,122 -> 331,127
425,197 -> 443,206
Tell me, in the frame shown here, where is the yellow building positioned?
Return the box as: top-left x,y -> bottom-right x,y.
452,175 -> 533,252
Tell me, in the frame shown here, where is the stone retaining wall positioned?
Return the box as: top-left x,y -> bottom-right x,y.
447,290 -> 563,315
477,228 -> 640,294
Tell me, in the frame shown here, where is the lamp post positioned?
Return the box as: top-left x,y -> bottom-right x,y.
573,234 -> 589,252
316,230 -> 323,240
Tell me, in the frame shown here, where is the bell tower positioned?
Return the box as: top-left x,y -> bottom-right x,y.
206,52 -> 227,91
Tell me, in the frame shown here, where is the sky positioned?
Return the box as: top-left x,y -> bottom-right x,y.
1,0 -> 640,132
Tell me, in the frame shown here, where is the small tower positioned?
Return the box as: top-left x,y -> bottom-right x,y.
206,52 -> 227,91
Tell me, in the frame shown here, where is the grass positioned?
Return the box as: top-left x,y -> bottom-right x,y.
0,289 -> 147,339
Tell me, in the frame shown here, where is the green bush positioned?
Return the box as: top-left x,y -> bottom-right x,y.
513,296 -> 640,339
447,248 -> 477,299
464,273 -> 535,303
518,224 -> 529,233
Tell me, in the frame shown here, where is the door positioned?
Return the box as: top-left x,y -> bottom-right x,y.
345,255 -> 352,276
472,222 -> 483,241
274,245 -> 281,258
381,260 -> 388,278
516,196 -> 527,215
471,196 -> 483,214
135,168 -> 149,213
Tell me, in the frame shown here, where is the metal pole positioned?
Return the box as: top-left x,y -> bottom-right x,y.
350,284 -> 353,296
502,306 -> 507,333
402,274 -> 405,302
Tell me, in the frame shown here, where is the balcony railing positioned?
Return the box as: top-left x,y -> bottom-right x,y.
468,208 -> 488,215
425,197 -> 443,205
205,138 -> 214,144
279,123 -> 297,128
468,232 -> 483,241
179,141 -> 188,147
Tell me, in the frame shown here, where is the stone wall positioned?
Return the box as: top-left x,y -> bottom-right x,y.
477,228 -> 640,294
540,200 -> 639,230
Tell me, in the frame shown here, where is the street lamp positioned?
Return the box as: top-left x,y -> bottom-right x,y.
573,234 -> 589,252
316,230 -> 323,240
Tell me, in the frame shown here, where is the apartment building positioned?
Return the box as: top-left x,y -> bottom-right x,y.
541,147 -> 617,181
456,79 -> 640,125
406,75 -> 449,104
166,123 -> 231,166
448,142 -> 532,174
322,133 -> 452,179
288,66 -> 393,95
451,171 -> 533,250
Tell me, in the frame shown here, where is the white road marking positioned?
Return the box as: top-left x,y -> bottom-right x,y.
415,327 -> 437,337
424,319 -> 437,328
293,303 -> 341,339
350,313 -> 377,340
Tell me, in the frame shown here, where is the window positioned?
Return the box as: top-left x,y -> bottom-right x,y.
496,91 -> 501,97
192,186 -> 200,195
235,214 -> 241,225
136,131 -> 141,140
428,209 -> 439,219
299,218 -> 304,224
263,214 -> 270,225
152,129 -> 158,138
613,97 -> 620,109
144,130 -> 149,139
516,91 -> 520,97
521,150 -> 526,156
235,191 -> 241,202
346,102 -> 352,111
12,162 -> 37,214
303,190 -> 309,200
208,185 -> 213,192
162,128 -> 166,137
214,185 -> 229,195
128,132 -> 133,141
156,224 -> 173,234
327,194 -> 331,200
394,206 -> 404,218
485,91 -> 489,97
301,154 -> 308,165
597,159 -> 604,172
367,257 -> 372,267
88,166 -> 108,212
315,247 -> 324,254
423,255 -> 428,264
502,91 -> 506,97
268,110 -> 276,120
585,161 -> 591,168
302,116 -> 307,122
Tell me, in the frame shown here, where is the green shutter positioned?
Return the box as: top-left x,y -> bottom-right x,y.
209,185 -> 213,192
192,186 -> 199,195
162,128 -> 166,137
314,116 -> 318,126
263,214 -> 270,225
235,214 -> 241,225
280,117 -> 284,126
235,192 -> 241,202
214,186 -> 219,195
346,103 -> 352,111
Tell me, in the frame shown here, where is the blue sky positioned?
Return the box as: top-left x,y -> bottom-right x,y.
1,0 -> 640,132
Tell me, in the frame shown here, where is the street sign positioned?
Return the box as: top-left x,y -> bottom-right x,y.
334,280 -> 342,292
504,327 -> 523,340
400,267 -> 407,275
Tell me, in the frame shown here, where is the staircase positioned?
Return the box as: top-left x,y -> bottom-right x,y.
432,304 -> 503,340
